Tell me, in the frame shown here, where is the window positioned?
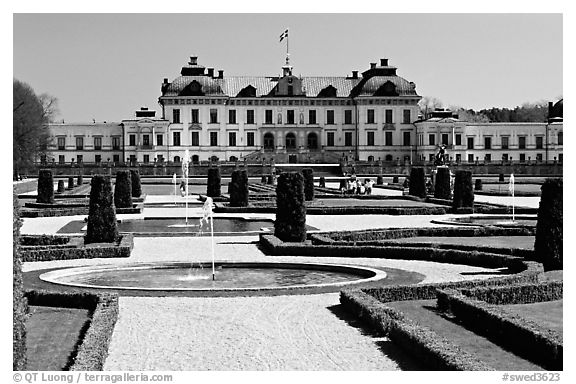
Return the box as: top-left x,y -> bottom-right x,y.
484,137 -> 492,149
502,154 -> 508,162
385,131 -> 393,146
367,131 -> 375,146
501,136 -> 509,149
156,134 -> 163,146
228,132 -> 236,147
210,132 -> 218,146
247,110 -> 255,124
519,153 -> 526,162
558,132 -> 563,145
307,133 -> 318,150
467,137 -> 474,149
228,110 -> 237,124
345,132 -> 353,146
143,155 -> 150,163
368,156 -> 374,162
285,133 -> 296,149
174,156 -> 181,163
59,155 -> 65,164
326,110 -> 335,125
112,137 -> 120,150
287,110 -> 295,124
95,155 -> 101,163
536,153 -> 543,162
455,154 -> 461,163
468,154 -> 474,163
142,135 -> 150,147
309,110 -> 317,124
210,108 -> 218,124
536,136 -> 544,149
247,132 -> 255,147
191,132 -> 199,146
77,155 -> 83,164
113,154 -> 120,163
265,110 -> 273,124
385,110 -> 393,124
455,134 -> 462,146
485,154 -> 491,163
129,134 -> 136,146
428,134 -> 435,146
173,109 -> 180,123
57,137 -> 65,150
173,132 -> 181,146
191,109 -> 199,124
519,136 -> 526,149
559,153 -> 563,163
403,110 -> 411,124
76,137 -> 84,150
367,109 -> 375,124
344,110 -> 353,124
441,133 -> 449,146
326,132 -> 335,147
403,132 -> 411,146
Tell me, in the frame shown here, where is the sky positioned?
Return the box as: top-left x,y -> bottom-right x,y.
13,13 -> 562,123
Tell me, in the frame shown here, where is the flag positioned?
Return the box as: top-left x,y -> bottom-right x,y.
279,29 -> 288,42
508,174 -> 515,195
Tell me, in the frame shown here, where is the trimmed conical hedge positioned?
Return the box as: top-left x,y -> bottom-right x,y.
319,176 -> 326,188
207,168 -> 221,197
77,174 -> 83,186
475,178 -> 483,191
275,172 -> 307,242
85,175 -> 119,244
434,167 -> 451,200
453,170 -> 474,210
57,180 -> 65,193
230,170 -> 249,207
130,169 -> 142,198
37,169 -> 55,203
114,171 -> 133,208
13,190 -> 26,370
534,178 -> 563,271
68,176 -> 75,189
302,168 -> 315,201
408,167 -> 426,198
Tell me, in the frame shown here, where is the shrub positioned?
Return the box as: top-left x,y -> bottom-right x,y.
453,170 -> 474,210
77,175 -> 83,186
85,175 -> 118,244
534,178 -> 563,271
393,176 -> 399,184
403,177 -> 410,188
207,168 -> 221,197
113,171 -> 132,208
67,176 -> 75,189
37,169 -> 55,204
319,176 -> 326,188
57,180 -> 65,193
376,175 -> 384,185
434,167 -> 451,199
475,179 -> 483,191
130,169 -> 142,198
408,167 -> 426,198
499,173 -> 505,182
229,170 -> 249,207
267,175 -> 274,185
339,179 -> 347,190
275,172 -> 307,242
13,191 -> 26,370
261,175 -> 267,183
301,168 -> 315,201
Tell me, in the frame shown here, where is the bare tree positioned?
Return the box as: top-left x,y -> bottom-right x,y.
418,96 -> 443,120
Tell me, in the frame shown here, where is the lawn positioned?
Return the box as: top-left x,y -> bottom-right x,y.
502,300 -> 563,336
26,306 -> 91,371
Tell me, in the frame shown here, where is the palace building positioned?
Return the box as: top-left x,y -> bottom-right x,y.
45,56 -> 562,166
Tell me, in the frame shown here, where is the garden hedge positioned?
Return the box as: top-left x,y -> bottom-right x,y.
393,176 -> 399,184
319,176 -> 326,188
376,175 -> 384,185
434,167 -> 451,200
499,173 -> 505,182
21,235 -> 133,262
301,168 -> 315,201
267,175 -> 274,185
475,179 -> 483,191
457,281 -> 563,305
85,175 -> 119,244
130,169 -> 142,198
77,175 -> 83,186
57,180 -> 66,194
408,167 -> 426,198
113,170 -> 133,208
534,178 -> 562,271
13,191 -> 26,370
453,170 -> 474,211
207,168 -> 222,197
261,175 -> 267,183
436,288 -> 562,370
229,169 -> 249,207
68,176 -> 75,190
275,172 -> 307,242
25,290 -> 119,371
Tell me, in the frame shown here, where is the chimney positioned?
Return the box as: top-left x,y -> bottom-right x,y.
548,101 -> 554,118
370,63 -> 376,69
352,70 -> 358,79
380,58 -> 388,66
207,68 -> 214,77
189,56 -> 198,65
218,70 -> 224,79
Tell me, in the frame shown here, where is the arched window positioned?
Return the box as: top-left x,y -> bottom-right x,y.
264,133 -> 274,152
307,132 -> 318,150
192,155 -> 199,163
174,156 -> 181,163
210,155 -> 219,162
385,154 -> 393,161
286,133 -> 297,150
229,156 -> 238,162
367,155 -> 374,162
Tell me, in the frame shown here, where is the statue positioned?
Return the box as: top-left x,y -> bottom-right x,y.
434,145 -> 447,166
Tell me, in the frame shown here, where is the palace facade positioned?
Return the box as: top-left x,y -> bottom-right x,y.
45,56 -> 563,166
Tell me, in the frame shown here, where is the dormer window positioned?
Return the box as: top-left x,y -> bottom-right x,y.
318,85 -> 337,98
375,81 -> 398,96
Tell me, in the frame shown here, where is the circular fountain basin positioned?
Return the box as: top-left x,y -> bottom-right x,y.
39,262 -> 386,291
433,214 -> 537,228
